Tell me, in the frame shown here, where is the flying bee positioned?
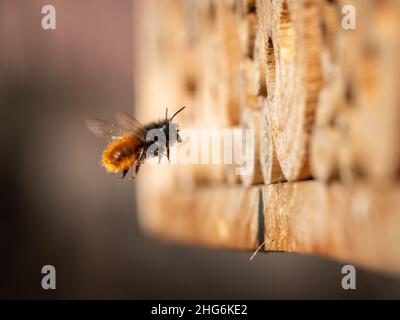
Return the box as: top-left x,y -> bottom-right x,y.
86,107 -> 185,179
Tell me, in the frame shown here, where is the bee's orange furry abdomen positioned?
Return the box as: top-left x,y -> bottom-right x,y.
102,136 -> 141,173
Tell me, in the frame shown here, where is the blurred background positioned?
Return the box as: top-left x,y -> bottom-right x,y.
1,0 -> 400,299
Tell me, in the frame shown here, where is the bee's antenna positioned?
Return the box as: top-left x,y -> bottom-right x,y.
165,107 -> 168,120
169,106 -> 186,121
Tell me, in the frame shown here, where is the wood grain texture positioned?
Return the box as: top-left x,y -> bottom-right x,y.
260,98 -> 285,184
133,0 -> 400,274
263,0 -> 324,181
262,181 -> 400,273
310,127 -> 340,181
138,180 -> 260,250
349,0 -> 400,183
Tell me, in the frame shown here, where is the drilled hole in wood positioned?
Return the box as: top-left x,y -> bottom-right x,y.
185,76 -> 197,96
248,1 -> 256,14
320,0 -> 339,61
345,81 -> 354,104
266,37 -> 277,100
207,1 -> 216,24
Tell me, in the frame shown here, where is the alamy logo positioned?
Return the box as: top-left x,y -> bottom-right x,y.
341,265 -> 356,290
341,5 -> 356,30
145,127 -> 255,176
41,265 -> 56,290
41,5 -> 56,30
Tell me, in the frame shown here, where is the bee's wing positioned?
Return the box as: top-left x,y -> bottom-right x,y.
115,112 -> 143,132
86,119 -> 130,143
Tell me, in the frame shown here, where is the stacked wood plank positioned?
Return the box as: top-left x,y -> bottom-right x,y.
133,0 -> 400,274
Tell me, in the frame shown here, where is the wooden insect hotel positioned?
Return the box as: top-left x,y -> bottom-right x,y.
133,0 -> 400,274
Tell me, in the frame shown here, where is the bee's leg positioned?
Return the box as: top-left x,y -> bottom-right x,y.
135,163 -> 141,175
130,162 -> 141,179
136,148 -> 144,164
130,148 -> 144,179
167,145 -> 170,162
118,168 -> 129,179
